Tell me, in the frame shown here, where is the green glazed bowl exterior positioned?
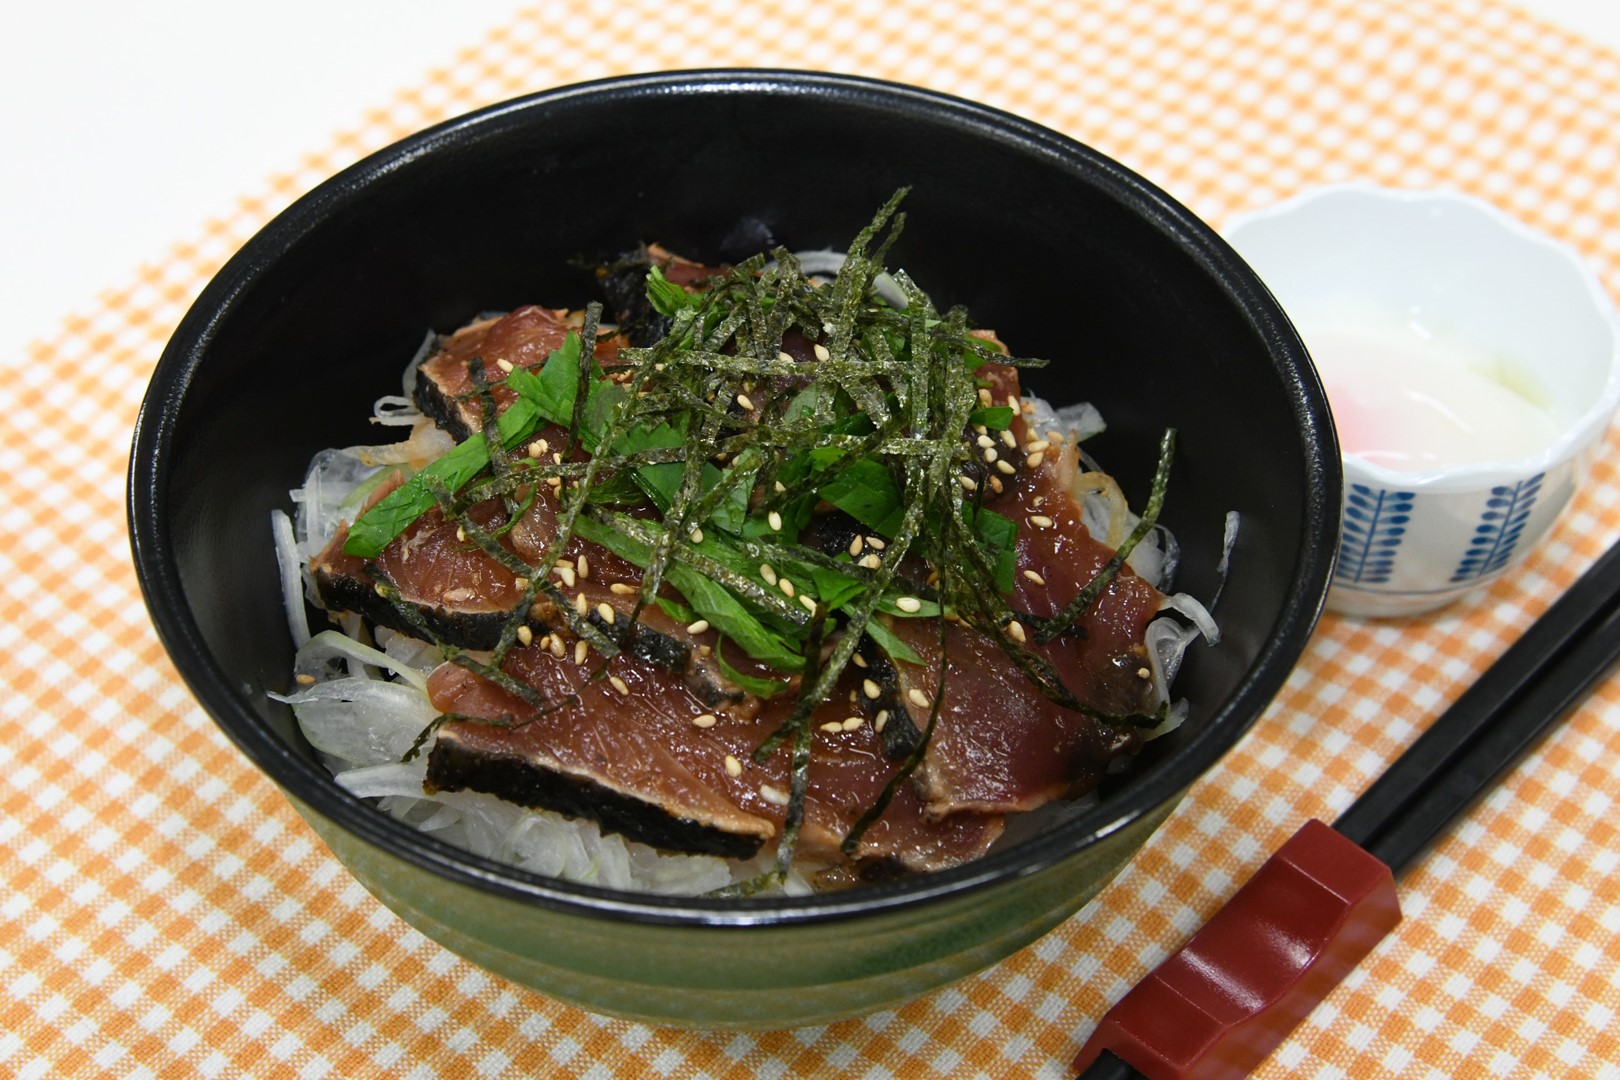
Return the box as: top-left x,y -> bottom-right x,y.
292,793 -> 1179,1028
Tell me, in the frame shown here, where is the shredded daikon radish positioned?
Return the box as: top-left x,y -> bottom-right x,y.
293,629 -> 430,691
787,250 -> 907,309
271,509 -> 310,648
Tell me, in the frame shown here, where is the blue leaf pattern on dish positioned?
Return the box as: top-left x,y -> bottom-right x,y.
1338,484 -> 1415,584
1451,473 -> 1544,582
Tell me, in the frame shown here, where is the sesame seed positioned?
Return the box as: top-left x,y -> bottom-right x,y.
294,672 -> 317,686
852,652 -> 868,668
1026,452 -> 1046,468
1007,620 -> 1027,643
895,596 -> 923,613
574,639 -> 589,665
736,393 -> 755,411
983,447 -> 999,463
995,459 -> 1016,475
813,343 -> 831,361
976,434 -> 995,449
959,475 -> 978,492
907,688 -> 932,708
496,358 -> 515,373
1023,570 -> 1047,585
596,602 -> 616,624
573,592 -> 589,616
799,594 -> 817,612
865,536 -> 885,550
610,582 -> 637,596
517,625 -> 534,646
862,679 -> 882,700
576,554 -> 590,579
609,674 -> 630,696
768,510 -> 783,531
1001,429 -> 1018,449
724,754 -> 743,778
849,536 -> 864,556
689,528 -> 704,543
779,577 -> 796,598
455,526 -> 467,542
842,717 -> 865,731
760,563 -> 778,586
687,619 -> 710,635
874,709 -> 889,733
549,636 -> 566,659
1030,514 -> 1055,528
860,554 -> 882,570
759,783 -> 790,806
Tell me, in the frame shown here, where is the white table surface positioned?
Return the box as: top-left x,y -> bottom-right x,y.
4,1 -> 1616,366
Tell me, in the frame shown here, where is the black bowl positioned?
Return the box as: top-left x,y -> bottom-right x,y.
128,69 -> 1337,1028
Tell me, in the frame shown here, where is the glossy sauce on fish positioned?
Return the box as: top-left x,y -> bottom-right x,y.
307,255 -> 1174,884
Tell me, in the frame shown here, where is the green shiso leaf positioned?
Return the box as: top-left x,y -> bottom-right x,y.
647,264 -> 702,316
966,405 -> 1015,430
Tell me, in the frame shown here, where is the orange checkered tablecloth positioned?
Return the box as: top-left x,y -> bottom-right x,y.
5,1 -> 1620,1076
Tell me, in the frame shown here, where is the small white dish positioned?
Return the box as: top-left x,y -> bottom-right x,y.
1226,184 -> 1620,618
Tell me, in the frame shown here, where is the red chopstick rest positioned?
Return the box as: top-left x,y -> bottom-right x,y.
1072,819 -> 1402,1080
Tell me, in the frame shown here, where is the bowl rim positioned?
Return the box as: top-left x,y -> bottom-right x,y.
1224,181 -> 1620,493
128,68 -> 1339,928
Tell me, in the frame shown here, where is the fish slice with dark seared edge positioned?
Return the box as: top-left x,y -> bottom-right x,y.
312,475 -> 752,708
880,370 -> 1166,819
422,636 -> 1004,872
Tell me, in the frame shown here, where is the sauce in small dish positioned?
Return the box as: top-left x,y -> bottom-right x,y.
1297,300 -> 1562,473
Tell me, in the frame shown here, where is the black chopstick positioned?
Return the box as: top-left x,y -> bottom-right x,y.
1334,536 -> 1620,872
1077,536 -> 1620,1080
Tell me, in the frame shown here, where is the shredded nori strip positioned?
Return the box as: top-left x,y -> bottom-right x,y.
335,189 -> 1176,877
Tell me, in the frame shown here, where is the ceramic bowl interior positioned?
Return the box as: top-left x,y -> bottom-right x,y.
128,71 -> 1338,1026
1226,184 -> 1620,617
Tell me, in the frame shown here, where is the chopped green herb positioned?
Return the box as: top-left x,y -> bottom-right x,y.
332,189 -> 1178,877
